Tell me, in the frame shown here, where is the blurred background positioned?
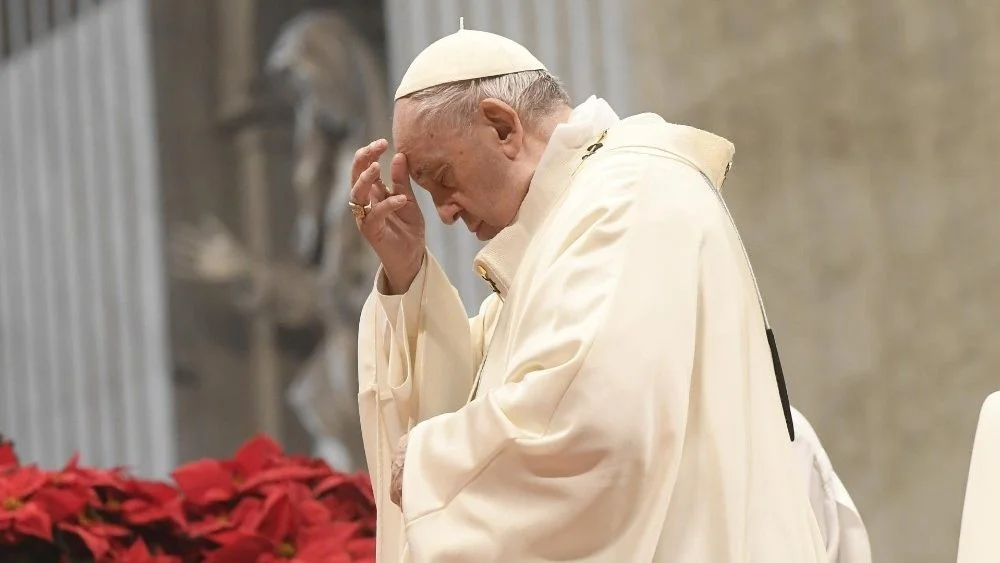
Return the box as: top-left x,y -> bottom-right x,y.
0,1 -> 997,561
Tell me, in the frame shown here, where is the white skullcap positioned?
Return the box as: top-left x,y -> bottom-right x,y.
394,19 -> 547,100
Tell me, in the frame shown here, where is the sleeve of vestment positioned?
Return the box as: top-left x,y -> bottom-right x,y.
399,161 -> 711,561
357,250 -> 499,503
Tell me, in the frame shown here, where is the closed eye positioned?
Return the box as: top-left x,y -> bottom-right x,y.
437,166 -> 456,190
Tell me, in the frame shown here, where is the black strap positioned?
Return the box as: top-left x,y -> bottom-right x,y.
767,328 -> 795,441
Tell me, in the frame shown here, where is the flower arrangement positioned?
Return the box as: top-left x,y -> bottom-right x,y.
0,434 -> 375,562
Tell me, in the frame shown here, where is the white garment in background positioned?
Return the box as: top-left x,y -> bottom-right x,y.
957,391 -> 1000,563
791,407 -> 873,563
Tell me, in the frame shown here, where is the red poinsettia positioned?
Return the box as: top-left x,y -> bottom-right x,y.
117,478 -> 187,529
0,438 -> 18,471
113,538 -> 184,563
204,481 -> 364,563
187,496 -> 262,545
171,436 -> 327,511
314,472 -> 376,531
56,507 -> 132,560
0,434 -> 377,562
0,465 -> 72,543
49,454 -> 128,493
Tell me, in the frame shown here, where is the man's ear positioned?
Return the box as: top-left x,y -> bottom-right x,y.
479,98 -> 523,157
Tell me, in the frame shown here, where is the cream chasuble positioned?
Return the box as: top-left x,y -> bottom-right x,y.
357,97 -> 828,562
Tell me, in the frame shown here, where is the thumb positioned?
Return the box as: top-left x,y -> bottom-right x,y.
366,195 -> 409,223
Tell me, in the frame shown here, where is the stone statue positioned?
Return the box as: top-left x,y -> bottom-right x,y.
169,9 -> 391,471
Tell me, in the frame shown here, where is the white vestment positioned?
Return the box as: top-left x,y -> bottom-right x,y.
791,407 -> 872,563
357,97 -> 828,562
957,391 -> 1000,563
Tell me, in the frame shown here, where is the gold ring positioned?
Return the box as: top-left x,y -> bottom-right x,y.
349,200 -> 368,221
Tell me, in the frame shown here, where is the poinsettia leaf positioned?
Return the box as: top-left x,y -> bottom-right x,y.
313,474 -> 350,496
232,435 -> 284,476
170,460 -> 237,506
292,523 -> 361,561
249,489 -> 294,543
0,439 -> 18,469
30,487 -> 89,523
238,465 -> 329,494
13,502 -> 53,542
0,466 -> 48,499
59,522 -> 113,560
203,534 -> 270,563
351,473 -> 376,505
348,536 -> 376,558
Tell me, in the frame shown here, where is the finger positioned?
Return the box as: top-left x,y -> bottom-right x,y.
390,471 -> 402,507
351,139 -> 389,185
389,153 -> 416,199
350,161 -> 381,204
367,177 -> 389,206
361,195 -> 408,227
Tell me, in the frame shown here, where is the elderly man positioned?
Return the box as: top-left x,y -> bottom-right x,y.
349,25 -> 829,562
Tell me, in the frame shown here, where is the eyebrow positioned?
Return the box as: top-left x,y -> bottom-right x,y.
413,162 -> 444,184
413,163 -> 430,182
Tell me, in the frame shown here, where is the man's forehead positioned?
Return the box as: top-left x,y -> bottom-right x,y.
391,100 -> 420,150
392,137 -> 444,182
390,122 -> 419,155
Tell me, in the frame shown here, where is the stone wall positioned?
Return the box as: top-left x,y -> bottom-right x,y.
629,1 -> 1000,561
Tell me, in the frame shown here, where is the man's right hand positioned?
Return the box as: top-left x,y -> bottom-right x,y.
350,139 -> 426,294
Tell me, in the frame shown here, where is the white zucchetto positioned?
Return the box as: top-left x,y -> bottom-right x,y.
394,19 -> 547,100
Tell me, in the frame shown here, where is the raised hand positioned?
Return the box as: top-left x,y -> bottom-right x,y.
349,139 -> 426,294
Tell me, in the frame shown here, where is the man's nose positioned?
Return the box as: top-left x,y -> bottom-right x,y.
436,203 -> 461,225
